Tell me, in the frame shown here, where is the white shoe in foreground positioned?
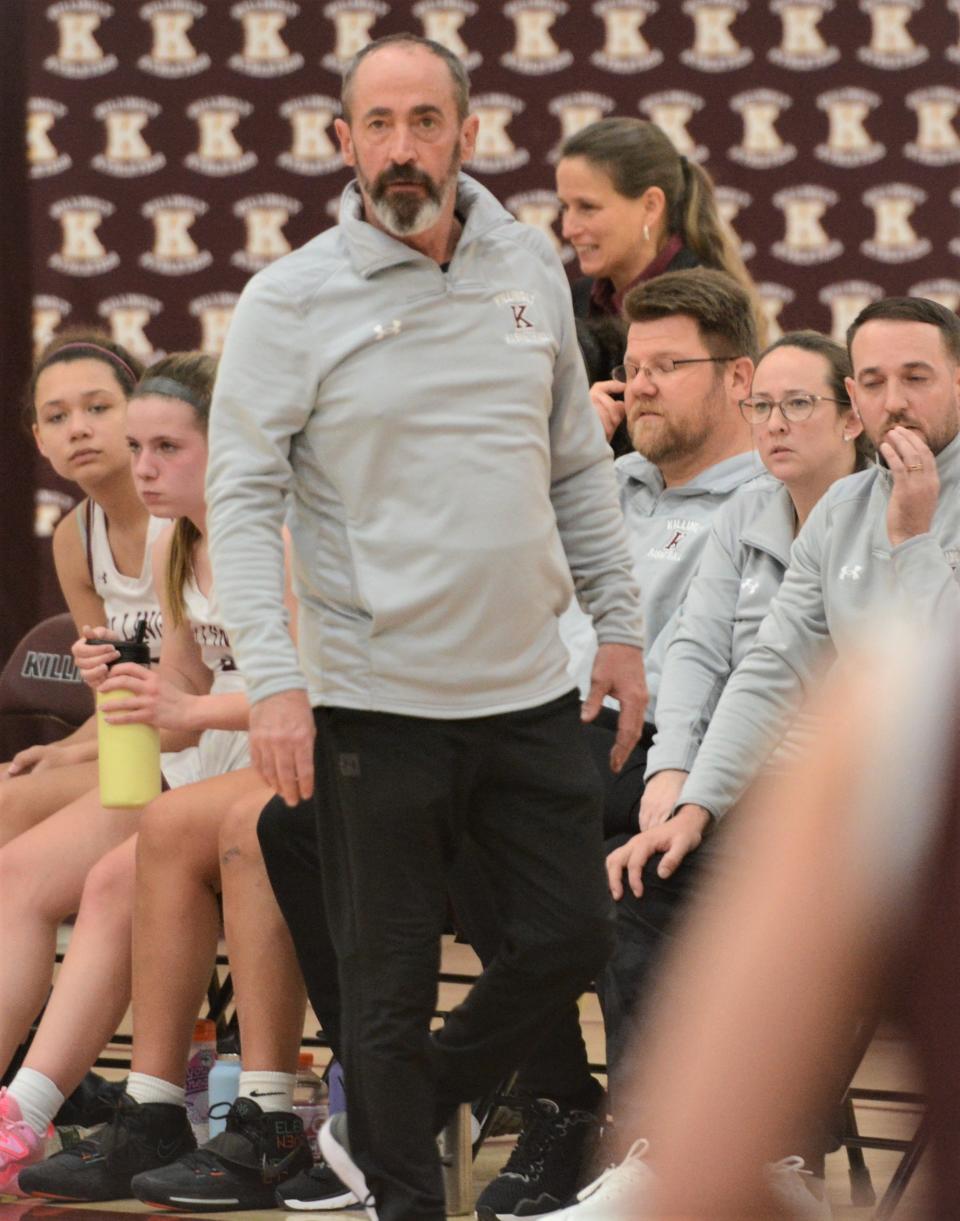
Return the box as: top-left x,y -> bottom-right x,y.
765,1156 -> 832,1220
318,1113 -> 377,1220
548,1139 -> 653,1219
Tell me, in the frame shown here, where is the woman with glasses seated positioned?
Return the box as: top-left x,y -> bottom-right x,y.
550,332 -> 873,1221
555,116 -> 765,454
630,332 -> 873,848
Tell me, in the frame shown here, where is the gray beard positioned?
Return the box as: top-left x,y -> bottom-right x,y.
368,189 -> 444,237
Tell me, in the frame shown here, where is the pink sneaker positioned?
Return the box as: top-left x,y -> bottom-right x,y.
0,1088 -> 47,1196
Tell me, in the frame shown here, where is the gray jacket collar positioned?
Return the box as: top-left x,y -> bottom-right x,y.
739,479 -> 796,568
618,449 -> 763,497
339,172 -> 511,278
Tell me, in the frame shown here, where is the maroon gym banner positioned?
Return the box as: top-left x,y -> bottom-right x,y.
17,0 -> 960,631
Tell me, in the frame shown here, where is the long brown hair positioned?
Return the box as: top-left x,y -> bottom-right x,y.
560,117 -> 767,342
133,352 -> 217,629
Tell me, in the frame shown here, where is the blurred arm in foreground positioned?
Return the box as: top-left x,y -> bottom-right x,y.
622,626 -> 958,1219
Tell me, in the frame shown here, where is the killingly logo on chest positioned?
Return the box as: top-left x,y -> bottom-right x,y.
495,289 -> 548,345
647,518 -> 702,562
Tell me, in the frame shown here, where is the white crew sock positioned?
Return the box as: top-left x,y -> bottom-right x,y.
8,1068 -> 65,1137
238,1070 -> 296,1114
126,1071 -> 186,1108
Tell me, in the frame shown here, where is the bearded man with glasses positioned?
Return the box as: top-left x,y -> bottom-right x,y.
476,267 -> 767,1221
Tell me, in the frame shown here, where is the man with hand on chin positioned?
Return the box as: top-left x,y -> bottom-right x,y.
609,294 -> 960,1026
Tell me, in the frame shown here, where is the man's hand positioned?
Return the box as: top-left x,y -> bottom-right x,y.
881,425 -> 939,547
638,768 -> 689,830
250,688 -> 315,807
581,643 -> 648,773
606,804 -> 711,900
589,378 -> 627,442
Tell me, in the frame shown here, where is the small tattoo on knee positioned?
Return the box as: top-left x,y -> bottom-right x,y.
221,845 -> 242,865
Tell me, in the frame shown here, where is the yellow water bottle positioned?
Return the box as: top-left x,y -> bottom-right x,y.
96,630 -> 161,808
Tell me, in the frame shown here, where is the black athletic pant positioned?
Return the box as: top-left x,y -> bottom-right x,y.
259,788 -> 601,1107
447,715 -> 656,1104
258,794 -> 343,1061
258,716 -> 653,1119
298,692 -> 611,1221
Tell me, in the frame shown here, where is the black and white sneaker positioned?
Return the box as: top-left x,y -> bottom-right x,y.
319,1113 -> 377,1220
275,1158 -> 359,1210
131,1097 -> 312,1212
474,1096 -> 600,1220
17,1093 -> 195,1202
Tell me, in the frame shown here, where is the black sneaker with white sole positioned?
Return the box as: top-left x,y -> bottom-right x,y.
131,1096 -> 312,1212
17,1093 -> 196,1202
275,1158 -> 359,1210
319,1112 -> 377,1220
473,1096 -> 600,1220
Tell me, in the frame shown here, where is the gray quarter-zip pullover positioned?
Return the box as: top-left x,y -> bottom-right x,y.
560,449 -> 764,718
679,430 -> 960,818
206,174 -> 644,716
646,475 -> 794,776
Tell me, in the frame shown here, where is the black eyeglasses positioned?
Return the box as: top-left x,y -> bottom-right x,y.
739,393 -> 850,424
612,356 -> 737,385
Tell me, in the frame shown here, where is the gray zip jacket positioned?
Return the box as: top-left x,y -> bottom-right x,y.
679,430 -> 960,818
646,475 -> 793,776
205,174 -> 644,715
559,450 -> 763,715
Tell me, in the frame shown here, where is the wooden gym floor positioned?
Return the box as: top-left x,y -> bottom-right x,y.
1,938 -> 929,1219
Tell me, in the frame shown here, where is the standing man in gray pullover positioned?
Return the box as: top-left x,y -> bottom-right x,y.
204,33 -> 646,1221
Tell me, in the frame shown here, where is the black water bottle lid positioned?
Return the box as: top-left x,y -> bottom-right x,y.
108,639 -> 151,667
87,616 -> 151,668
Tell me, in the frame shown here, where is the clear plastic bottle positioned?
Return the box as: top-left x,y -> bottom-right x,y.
207,1053 -> 242,1137
185,1019 -> 217,1145
292,1051 -> 328,1161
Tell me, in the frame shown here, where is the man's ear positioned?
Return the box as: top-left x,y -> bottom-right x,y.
334,117 -> 355,167
459,113 -> 479,165
842,410 -> 864,442
728,355 -> 754,399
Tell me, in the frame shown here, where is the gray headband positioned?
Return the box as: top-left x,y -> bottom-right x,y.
135,375 -> 207,412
